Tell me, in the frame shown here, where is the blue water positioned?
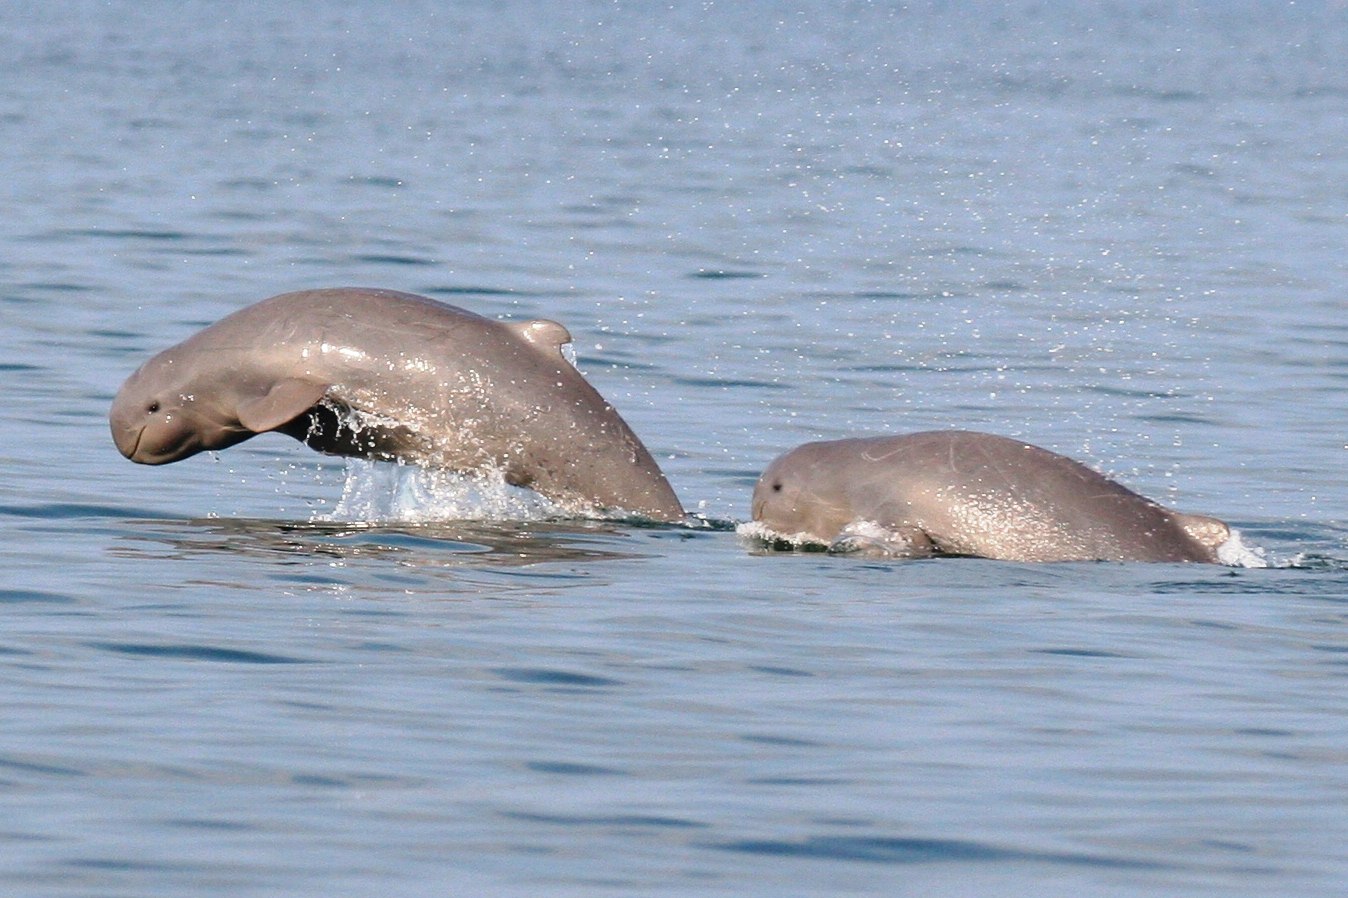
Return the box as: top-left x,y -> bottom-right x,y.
4,2 -> 1348,895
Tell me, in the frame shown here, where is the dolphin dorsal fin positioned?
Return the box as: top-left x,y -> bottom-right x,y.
1176,513 -> 1231,549
508,319 -> 573,350
236,378 -> 330,433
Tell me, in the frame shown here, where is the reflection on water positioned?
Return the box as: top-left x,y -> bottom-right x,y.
110,516 -> 658,569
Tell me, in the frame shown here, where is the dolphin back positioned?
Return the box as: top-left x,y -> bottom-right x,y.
1174,513 -> 1231,558
286,289 -> 685,521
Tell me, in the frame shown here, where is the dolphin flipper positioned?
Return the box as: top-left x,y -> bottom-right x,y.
236,378 -> 330,433
829,521 -> 936,558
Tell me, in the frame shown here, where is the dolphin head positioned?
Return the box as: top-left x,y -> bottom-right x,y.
750,442 -> 854,543
109,350 -> 251,464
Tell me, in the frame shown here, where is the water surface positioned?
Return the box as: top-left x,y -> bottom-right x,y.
3,2 -> 1347,895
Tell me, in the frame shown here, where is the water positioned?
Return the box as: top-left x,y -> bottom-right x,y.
3,1 -> 1347,894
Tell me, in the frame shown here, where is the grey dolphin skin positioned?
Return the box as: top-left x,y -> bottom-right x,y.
752,430 -> 1231,563
110,288 -> 685,522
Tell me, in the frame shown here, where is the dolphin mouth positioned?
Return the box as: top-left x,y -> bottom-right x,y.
118,424 -> 185,465
113,424 -> 145,461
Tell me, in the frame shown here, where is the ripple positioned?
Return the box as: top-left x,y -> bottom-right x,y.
523,761 -> 624,776
0,589 -> 75,605
0,502 -> 168,520
688,269 -> 763,280
352,253 -> 436,267
422,285 -> 532,298
345,175 -> 405,189
1031,648 -> 1132,659
0,755 -> 87,779
85,642 -> 309,665
710,834 -> 1168,869
57,228 -> 188,242
504,811 -> 708,830
492,667 -> 622,688
671,375 -> 789,390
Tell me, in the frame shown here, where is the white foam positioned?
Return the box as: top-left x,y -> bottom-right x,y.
735,519 -> 828,548
1215,528 -> 1269,569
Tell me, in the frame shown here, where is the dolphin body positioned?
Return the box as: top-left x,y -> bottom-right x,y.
751,431 -> 1230,563
110,288 -> 685,521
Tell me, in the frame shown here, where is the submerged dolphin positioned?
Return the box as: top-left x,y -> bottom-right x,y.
110,287 -> 685,521
751,430 -> 1231,563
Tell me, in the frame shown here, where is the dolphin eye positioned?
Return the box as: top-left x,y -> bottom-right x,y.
772,482 -> 782,492
146,401 -> 161,414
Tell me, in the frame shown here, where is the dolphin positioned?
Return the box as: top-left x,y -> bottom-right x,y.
751,430 -> 1231,563
110,287 -> 685,521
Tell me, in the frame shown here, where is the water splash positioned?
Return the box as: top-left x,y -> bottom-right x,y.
741,519 -> 1273,568
322,459 -> 564,524
736,520 -> 829,552
1215,529 -> 1269,569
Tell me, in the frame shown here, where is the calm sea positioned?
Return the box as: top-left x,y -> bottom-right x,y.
3,1 -> 1346,895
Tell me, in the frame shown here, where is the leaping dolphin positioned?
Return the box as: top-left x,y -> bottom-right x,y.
110,287 -> 685,522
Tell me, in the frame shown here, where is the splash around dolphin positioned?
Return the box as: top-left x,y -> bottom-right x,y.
751,430 -> 1232,563
109,288 -> 685,522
